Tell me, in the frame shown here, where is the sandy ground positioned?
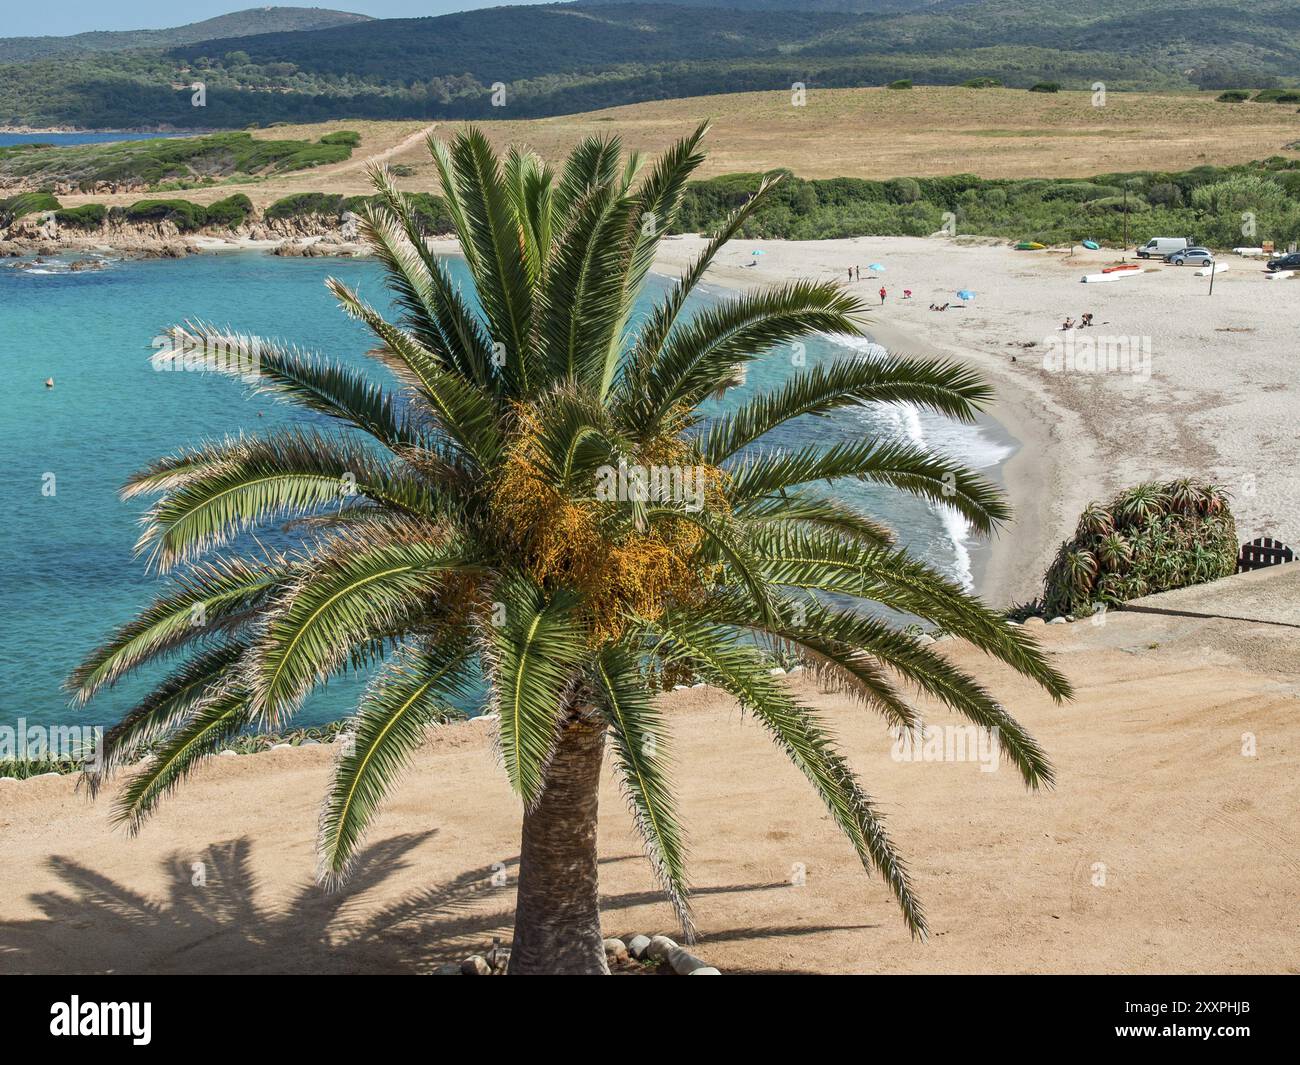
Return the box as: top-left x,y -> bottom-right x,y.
650,235 -> 1300,607
2,608 -> 1296,975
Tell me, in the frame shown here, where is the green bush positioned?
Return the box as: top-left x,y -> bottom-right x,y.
1029,82 -> 1061,93
1216,90 -> 1251,102
887,79 -> 912,90
265,192 -> 346,221
962,77 -> 1002,88
0,191 -> 60,225
1041,481 -> 1237,616
54,203 -> 108,228
203,193 -> 254,227
124,198 -> 208,231
319,130 -> 361,146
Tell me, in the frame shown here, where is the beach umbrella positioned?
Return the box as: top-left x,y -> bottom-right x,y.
869,262 -> 885,271
957,289 -> 975,300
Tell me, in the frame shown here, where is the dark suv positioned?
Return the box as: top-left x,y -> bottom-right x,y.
1266,251 -> 1300,271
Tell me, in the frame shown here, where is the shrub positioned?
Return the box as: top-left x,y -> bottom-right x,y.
963,77 -> 1002,88
1216,90 -> 1250,103
265,192 -> 346,221
124,198 -> 208,231
0,191 -> 60,225
203,193 -> 254,227
885,177 -> 922,204
1041,480 -> 1236,616
1029,82 -> 1061,93
54,203 -> 108,229
887,80 -> 912,90
319,130 -> 361,146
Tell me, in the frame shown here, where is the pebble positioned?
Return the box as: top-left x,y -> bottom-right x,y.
1024,617 -> 1045,627
769,667 -> 786,675
914,634 -> 935,645
603,937 -> 628,962
626,934 -> 652,959
1049,617 -> 1068,625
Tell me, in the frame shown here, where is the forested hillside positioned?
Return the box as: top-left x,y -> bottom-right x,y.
0,1 -> 1296,129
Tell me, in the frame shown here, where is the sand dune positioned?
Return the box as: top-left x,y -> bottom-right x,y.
2,608 -> 1296,975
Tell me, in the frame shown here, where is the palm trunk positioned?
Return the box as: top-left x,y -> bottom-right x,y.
508,708 -> 609,975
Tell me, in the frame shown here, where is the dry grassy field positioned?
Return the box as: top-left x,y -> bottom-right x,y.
58,87 -> 1300,210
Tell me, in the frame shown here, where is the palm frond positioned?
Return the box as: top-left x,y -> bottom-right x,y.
485,574 -> 587,808
592,645 -> 693,938
647,612 -> 926,938
318,640 -> 474,885
68,554 -> 288,702
249,532 -> 477,724
701,355 -> 996,464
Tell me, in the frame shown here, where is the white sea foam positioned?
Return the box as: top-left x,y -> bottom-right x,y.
821,332 -> 1015,591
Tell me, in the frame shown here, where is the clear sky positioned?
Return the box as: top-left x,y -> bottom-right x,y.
5,2 -> 551,39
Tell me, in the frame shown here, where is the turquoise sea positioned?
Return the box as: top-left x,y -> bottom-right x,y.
0,250 -> 1013,731
0,132 -> 190,147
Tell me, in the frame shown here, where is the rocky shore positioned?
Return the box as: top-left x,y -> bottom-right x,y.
0,207 -> 371,261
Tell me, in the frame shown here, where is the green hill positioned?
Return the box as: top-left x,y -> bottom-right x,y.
0,1 -> 1296,130
0,7 -> 370,62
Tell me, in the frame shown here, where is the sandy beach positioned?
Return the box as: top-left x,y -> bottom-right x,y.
650,235 -> 1300,607
3,608 -> 1296,974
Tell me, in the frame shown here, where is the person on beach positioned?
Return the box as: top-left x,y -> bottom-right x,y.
855,265 -> 861,281
903,289 -> 912,299
1081,312 -> 1093,327
1061,317 -> 1075,330
879,286 -> 887,304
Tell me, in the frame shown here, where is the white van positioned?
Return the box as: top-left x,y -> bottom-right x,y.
1136,237 -> 1189,259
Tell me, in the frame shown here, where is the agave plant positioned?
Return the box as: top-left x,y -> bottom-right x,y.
70,126 -> 1070,974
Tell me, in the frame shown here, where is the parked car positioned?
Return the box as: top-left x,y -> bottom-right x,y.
1167,247 -> 1214,266
1136,237 -> 1189,259
1266,251 -> 1300,271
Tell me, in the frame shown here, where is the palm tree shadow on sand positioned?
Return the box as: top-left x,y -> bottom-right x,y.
0,833 -> 872,974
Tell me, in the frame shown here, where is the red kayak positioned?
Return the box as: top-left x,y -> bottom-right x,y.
1101,264 -> 1141,273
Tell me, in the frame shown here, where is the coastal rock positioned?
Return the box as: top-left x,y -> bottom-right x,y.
68,258 -> 105,271
626,934 -> 652,959
461,955 -> 491,976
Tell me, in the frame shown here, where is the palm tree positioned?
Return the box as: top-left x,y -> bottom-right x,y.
71,126 -> 1071,974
